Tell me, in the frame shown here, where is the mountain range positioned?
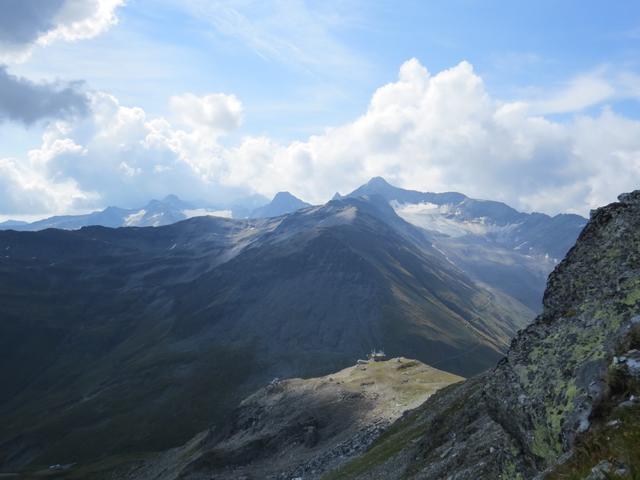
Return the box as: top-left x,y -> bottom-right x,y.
346,178 -> 587,311
0,193 -> 278,231
1,178 -> 586,312
1,179 -> 585,261
0,178 -> 589,475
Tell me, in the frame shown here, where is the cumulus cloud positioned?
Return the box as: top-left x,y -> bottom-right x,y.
0,92 -> 252,213
3,59 -> 640,217
0,66 -> 88,124
0,0 -> 124,62
169,93 -> 243,132
0,132 -> 93,215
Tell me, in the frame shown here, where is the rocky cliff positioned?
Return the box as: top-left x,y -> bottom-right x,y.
327,191 -> 640,479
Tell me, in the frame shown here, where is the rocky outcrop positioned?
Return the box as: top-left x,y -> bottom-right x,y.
330,191 -> 640,479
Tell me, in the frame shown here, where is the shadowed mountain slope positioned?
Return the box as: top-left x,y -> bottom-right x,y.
0,196 -> 528,470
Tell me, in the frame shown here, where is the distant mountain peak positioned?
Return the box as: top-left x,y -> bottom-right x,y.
0,219 -> 28,227
366,176 -> 392,187
250,191 -> 311,218
162,193 -> 182,203
272,191 -> 299,201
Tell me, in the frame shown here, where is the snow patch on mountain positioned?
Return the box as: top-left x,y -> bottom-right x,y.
125,209 -> 146,226
391,201 -> 521,238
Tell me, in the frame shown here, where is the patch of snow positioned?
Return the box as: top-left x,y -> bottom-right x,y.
514,241 -> 528,251
392,201 -> 473,237
336,206 -> 357,222
391,201 -> 521,238
301,206 -> 324,216
124,209 -> 146,226
431,243 -> 456,266
318,206 -> 358,227
148,212 -> 165,227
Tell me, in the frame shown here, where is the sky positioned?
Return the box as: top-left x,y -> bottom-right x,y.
1,0 -> 640,219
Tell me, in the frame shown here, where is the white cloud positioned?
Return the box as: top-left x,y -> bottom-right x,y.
528,67 -> 640,115
38,0 -> 123,45
0,0 -> 124,63
2,59 -> 640,217
169,93 -> 243,132
532,71 -> 615,114
0,134 -> 94,215
0,91 -> 253,214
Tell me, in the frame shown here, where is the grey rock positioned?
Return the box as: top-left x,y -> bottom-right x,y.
617,191 -> 640,204
585,460 -> 612,480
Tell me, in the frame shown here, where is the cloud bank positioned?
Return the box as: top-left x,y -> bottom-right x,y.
2,59 -> 640,217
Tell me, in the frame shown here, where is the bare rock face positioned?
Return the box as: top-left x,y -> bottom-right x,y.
329,191 -> 640,479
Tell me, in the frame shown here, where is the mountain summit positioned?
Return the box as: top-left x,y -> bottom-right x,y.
250,191 -> 311,218
347,177 -> 466,205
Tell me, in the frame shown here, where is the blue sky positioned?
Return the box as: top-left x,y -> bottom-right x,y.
1,0 -> 640,218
